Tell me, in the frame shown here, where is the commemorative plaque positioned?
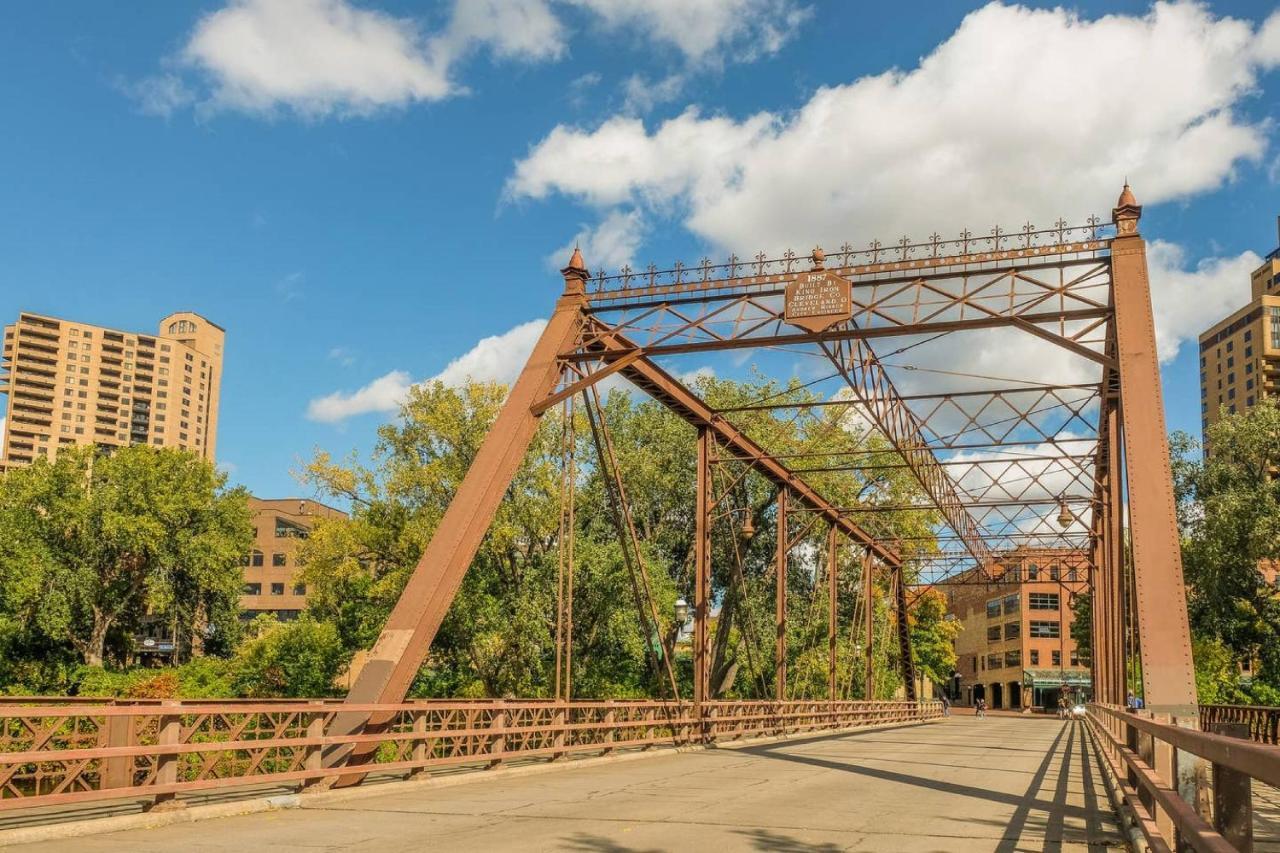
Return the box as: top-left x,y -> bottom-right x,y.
784,271 -> 851,333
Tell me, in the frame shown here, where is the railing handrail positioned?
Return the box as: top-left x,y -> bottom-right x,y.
1089,702 -> 1280,790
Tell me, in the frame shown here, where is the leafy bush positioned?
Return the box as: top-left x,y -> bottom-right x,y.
231,615 -> 350,698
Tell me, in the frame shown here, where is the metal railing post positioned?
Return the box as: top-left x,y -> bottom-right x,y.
1211,722 -> 1254,852
409,708 -> 428,778
147,702 -> 184,812
602,701 -> 615,756
302,703 -> 328,791
488,702 -> 506,769
102,712 -> 133,790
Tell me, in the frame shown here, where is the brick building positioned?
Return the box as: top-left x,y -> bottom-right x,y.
945,548 -> 1091,711
241,497 -> 346,621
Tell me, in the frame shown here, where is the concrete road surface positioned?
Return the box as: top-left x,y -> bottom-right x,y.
13,716 -> 1125,852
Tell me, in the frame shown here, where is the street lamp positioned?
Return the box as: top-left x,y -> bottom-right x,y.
1056,498 -> 1073,529
674,598 -> 689,626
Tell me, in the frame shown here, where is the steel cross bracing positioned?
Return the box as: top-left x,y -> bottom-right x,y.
330,187 -> 1198,781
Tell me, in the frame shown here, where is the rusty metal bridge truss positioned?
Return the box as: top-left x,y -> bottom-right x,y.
330,185 -> 1195,756
0,189 -> 1232,850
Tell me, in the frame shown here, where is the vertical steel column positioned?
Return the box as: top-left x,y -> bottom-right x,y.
775,488 -> 788,701
862,548 -> 875,701
893,564 -> 917,701
828,526 -> 838,701
1105,402 -> 1126,705
694,426 -> 712,711
1109,187 -> 1196,714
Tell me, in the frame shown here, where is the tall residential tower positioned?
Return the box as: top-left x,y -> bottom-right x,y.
0,311 -> 224,468
1198,217 -> 1280,440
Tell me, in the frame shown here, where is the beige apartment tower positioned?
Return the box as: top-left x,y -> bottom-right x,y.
0,311 -> 224,468
1198,218 -> 1280,440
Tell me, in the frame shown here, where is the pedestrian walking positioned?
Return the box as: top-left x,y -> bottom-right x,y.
940,694 -> 951,717
975,698 -> 986,719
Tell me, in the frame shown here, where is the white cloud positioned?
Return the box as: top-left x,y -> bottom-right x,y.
622,73 -> 686,114
133,0 -> 806,118
307,369 -> 414,422
432,319 -> 548,386
183,0 -> 453,117
1147,241 -> 1260,363
565,0 -> 810,63
306,320 -> 549,422
328,346 -> 357,367
551,209 -> 645,271
510,2 -> 1279,253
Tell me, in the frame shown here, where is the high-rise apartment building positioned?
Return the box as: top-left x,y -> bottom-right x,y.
0,311 -> 224,469
241,497 -> 346,621
1198,218 -> 1280,440
945,548 -> 1091,711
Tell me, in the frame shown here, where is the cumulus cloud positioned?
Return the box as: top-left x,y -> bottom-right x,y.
510,2 -> 1280,252
306,320 -> 548,422
130,0 -> 808,118
550,208 -> 645,271
1147,241 -> 1260,362
567,0 -> 809,63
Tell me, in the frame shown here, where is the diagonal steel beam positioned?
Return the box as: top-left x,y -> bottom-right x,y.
820,334 -> 994,573
580,316 -> 902,569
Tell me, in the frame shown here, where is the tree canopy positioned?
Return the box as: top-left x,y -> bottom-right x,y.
0,444 -> 251,680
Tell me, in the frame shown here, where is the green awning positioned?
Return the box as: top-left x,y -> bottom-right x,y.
1022,668 -> 1092,688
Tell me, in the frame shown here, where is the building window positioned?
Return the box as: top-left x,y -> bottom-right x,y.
272,553 -> 286,567
986,654 -> 1002,670
1030,620 -> 1061,639
1002,593 -> 1019,615
1027,563 -> 1039,580
250,550 -> 263,567
243,582 -> 262,596
270,583 -> 285,595
1030,592 -> 1059,610
1051,650 -> 1062,666
987,625 -> 1001,642
1065,568 -> 1078,582
1070,650 -> 1079,667
1030,649 -> 1039,666
1004,650 -> 1021,668
1004,622 -> 1020,640
293,584 -> 306,596
986,600 -> 1001,619
1049,565 -> 1060,581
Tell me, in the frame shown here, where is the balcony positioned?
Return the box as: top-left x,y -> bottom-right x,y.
10,415 -> 51,428
17,314 -> 59,331
15,352 -> 57,369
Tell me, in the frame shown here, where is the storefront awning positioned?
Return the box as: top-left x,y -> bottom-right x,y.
1022,668 -> 1091,689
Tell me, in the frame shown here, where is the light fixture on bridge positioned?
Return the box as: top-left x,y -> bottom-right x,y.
1056,498 -> 1073,530
740,511 -> 755,540
674,598 -> 689,625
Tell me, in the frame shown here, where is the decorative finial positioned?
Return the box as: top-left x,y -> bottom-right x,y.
1117,181 -> 1137,208
1112,180 -> 1142,236
561,244 -> 588,295
810,245 -> 825,270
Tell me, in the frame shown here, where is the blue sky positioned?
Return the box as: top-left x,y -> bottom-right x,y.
1,0 -> 1279,500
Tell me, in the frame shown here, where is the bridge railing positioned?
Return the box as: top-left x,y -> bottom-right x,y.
1087,702 -> 1280,852
1200,704 -> 1280,746
0,698 -> 940,813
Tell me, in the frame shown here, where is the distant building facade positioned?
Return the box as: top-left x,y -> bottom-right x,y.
1198,217 -> 1280,441
241,497 -> 346,621
0,310 -> 224,468
945,548 -> 1090,711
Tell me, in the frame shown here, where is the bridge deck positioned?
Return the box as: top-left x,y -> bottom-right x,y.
15,716 -> 1125,851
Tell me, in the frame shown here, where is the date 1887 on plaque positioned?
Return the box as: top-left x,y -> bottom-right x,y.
784,271 -> 851,333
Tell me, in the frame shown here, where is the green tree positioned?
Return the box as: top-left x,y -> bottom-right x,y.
1171,399 -> 1280,689
910,588 -> 960,688
232,615 -> 349,697
0,445 -> 252,668
298,375 -> 938,701
1069,591 -> 1092,669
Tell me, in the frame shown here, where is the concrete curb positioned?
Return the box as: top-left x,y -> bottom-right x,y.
0,716 -> 943,848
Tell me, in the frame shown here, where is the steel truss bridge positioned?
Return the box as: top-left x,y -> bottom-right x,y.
2,188 -> 1278,852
